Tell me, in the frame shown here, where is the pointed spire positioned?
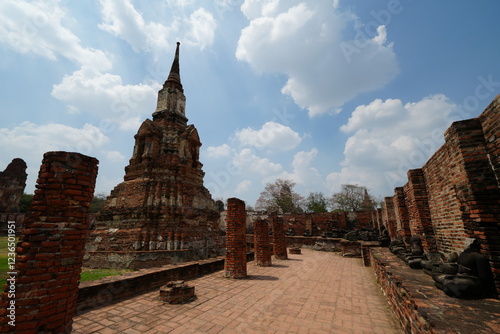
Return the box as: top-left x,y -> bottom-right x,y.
165,42 -> 183,92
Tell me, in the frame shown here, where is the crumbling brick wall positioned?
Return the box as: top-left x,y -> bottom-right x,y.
393,187 -> 411,245
0,151 -> 98,334
382,197 -> 397,239
403,169 -> 437,253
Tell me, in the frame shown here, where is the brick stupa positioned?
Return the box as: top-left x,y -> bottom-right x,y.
85,43 -> 224,269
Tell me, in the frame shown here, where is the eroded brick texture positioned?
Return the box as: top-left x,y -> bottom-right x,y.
388,95 -> 500,297
224,198 -> 247,278
393,187 -> 411,246
254,219 -> 272,266
85,43 -> 223,268
382,197 -> 397,239
0,151 -> 98,334
270,213 -> 288,260
403,169 -> 437,253
0,158 -> 27,213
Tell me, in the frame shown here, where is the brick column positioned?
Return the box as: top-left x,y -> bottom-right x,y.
393,187 -> 411,246
382,197 -> 397,240
0,151 -> 98,334
270,213 -> 288,260
404,169 -> 437,253
445,118 -> 500,297
254,219 -> 272,266
224,198 -> 247,278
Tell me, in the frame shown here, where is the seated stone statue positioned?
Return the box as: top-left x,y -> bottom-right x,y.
433,239 -> 496,299
422,252 -> 458,276
405,235 -> 425,269
378,228 -> 390,247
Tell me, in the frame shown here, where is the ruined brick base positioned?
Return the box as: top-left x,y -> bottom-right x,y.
159,281 -> 196,304
289,248 -> 301,254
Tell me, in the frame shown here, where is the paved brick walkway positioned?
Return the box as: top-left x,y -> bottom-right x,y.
73,249 -> 402,334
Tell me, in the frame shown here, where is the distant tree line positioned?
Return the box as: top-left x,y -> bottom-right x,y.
254,179 -> 382,213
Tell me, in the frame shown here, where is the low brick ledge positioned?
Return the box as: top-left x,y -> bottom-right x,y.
370,247 -> 500,334
77,252 -> 254,313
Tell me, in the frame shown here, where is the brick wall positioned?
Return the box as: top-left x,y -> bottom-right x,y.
384,95 -> 500,297
253,219 -> 272,266
0,151 -> 98,334
393,187 -> 411,245
404,169 -> 437,253
224,198 -> 247,278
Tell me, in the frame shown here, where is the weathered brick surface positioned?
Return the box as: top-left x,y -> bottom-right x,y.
224,198 -> 247,278
0,151 -> 98,334
393,187 -> 410,245
253,219 -> 272,266
270,213 -> 288,260
384,95 -> 500,297
404,169 -> 437,253
84,43 -> 223,268
382,197 -> 397,239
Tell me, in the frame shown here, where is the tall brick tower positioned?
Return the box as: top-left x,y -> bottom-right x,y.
85,43 -> 224,269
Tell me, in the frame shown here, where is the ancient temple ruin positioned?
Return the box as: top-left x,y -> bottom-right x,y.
85,43 -> 224,269
0,158 -> 27,213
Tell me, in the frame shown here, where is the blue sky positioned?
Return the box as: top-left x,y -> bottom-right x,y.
1,0 -> 499,207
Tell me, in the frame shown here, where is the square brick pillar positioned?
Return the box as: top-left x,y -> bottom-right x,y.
393,187 -> 411,246
0,152 -> 98,334
404,169 -> 437,253
270,212 -> 288,260
445,118 -> 500,297
382,197 -> 397,240
224,198 -> 247,279
254,219 -> 272,266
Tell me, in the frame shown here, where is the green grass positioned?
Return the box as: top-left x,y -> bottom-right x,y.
0,236 -> 130,287
80,268 -> 131,282
0,236 -> 17,288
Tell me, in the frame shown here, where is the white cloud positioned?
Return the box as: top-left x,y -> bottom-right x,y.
278,148 -> 322,190
99,0 -> 173,54
185,8 -> 217,50
235,179 -> 252,194
0,122 -> 110,193
206,144 -> 232,158
0,0 -> 111,71
235,121 -> 301,151
51,67 -> 158,130
327,94 -> 456,196
232,148 -> 283,175
105,150 -> 125,162
99,0 -> 216,52
236,0 -> 399,116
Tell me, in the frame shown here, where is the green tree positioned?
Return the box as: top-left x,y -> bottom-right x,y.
255,179 -> 304,213
19,193 -> 34,213
305,192 -> 328,213
330,184 -> 375,211
89,192 -> 107,213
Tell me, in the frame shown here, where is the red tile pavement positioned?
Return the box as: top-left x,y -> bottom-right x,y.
73,249 -> 402,334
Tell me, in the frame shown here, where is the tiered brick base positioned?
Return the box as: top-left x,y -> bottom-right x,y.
224,198 -> 247,278
254,219 -> 271,266
0,151 -> 98,334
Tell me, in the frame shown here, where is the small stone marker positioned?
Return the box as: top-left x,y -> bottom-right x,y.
159,280 -> 196,304
289,247 -> 301,254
